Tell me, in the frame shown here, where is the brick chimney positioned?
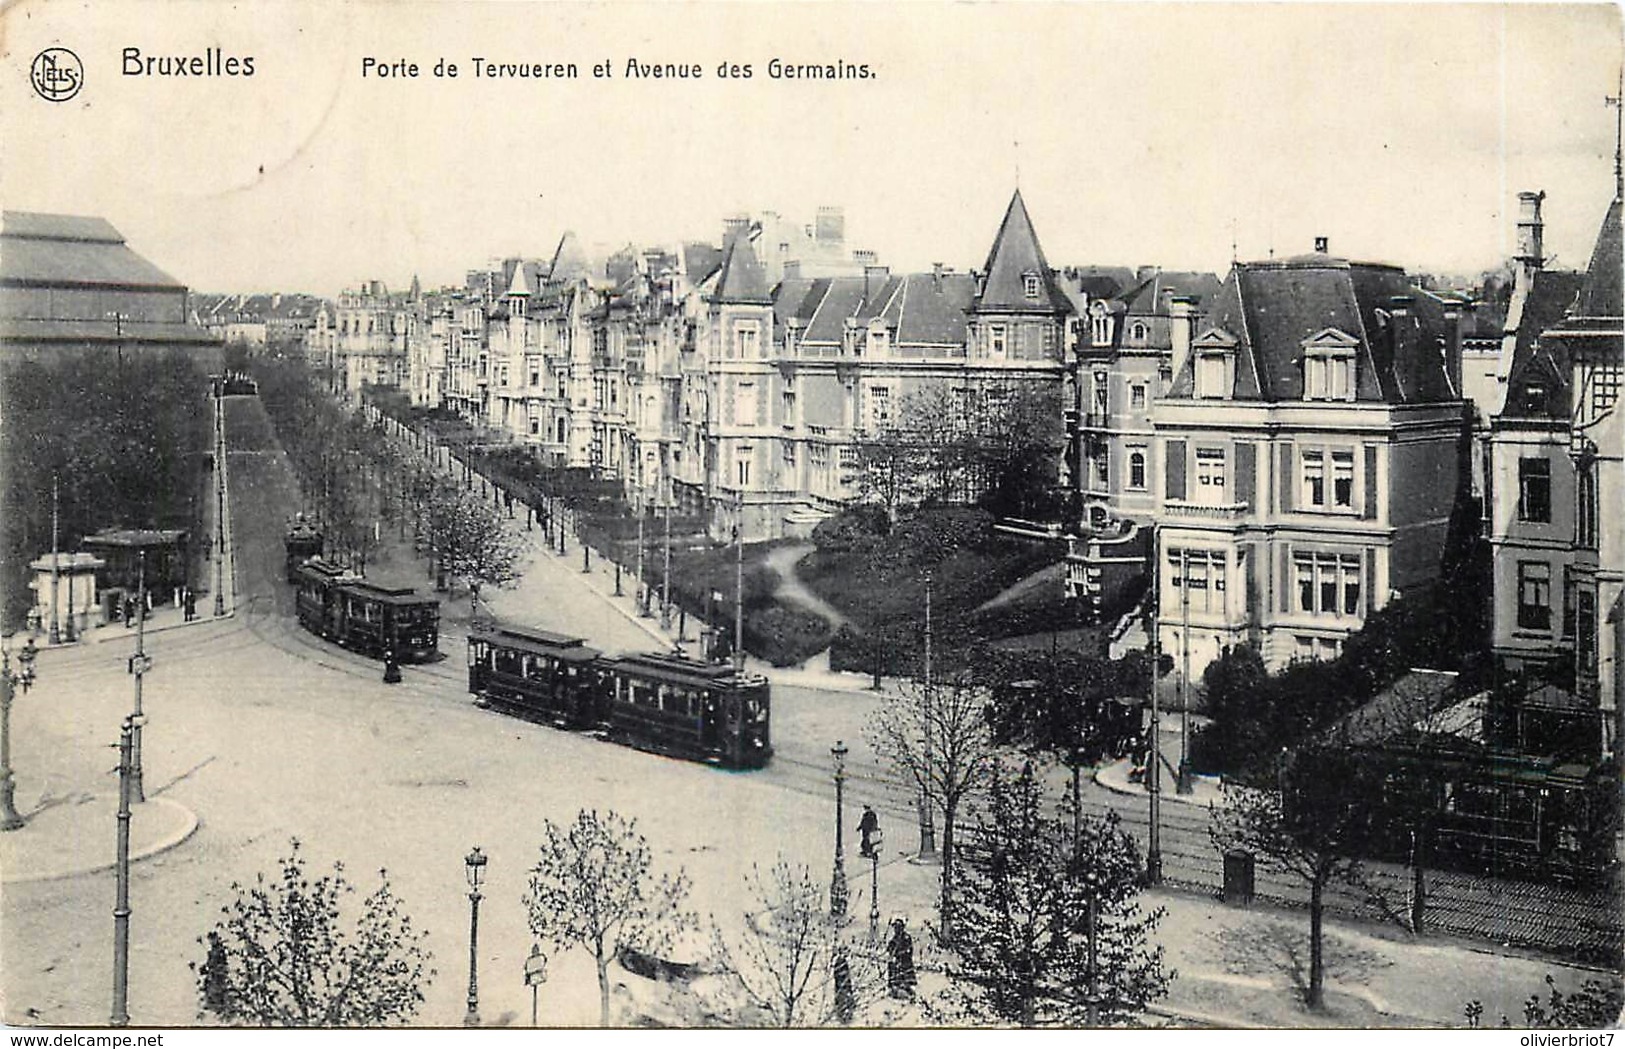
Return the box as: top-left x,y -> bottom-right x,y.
1169,295 -> 1197,378
1515,191 -> 1546,271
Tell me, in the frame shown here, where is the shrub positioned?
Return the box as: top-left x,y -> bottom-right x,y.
744,603 -> 834,667
810,504 -> 891,553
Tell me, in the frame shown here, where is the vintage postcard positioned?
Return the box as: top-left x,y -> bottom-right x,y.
1,0 -> 1621,1039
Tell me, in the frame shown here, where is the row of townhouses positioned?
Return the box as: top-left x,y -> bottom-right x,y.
301,188 -> 1622,756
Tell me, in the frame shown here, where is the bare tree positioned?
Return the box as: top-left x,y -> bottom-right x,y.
709,858 -> 840,1027
866,673 -> 998,942
1208,750 -> 1377,1011
524,809 -> 694,1026
192,839 -> 433,1026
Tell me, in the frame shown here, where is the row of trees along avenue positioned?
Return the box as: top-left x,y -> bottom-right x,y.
251,356 -> 523,609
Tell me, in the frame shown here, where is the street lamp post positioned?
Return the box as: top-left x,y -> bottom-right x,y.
214,393 -> 227,618
660,474 -> 672,631
634,490 -> 648,617
917,571 -> 937,860
830,741 -> 849,919
1145,528 -> 1163,886
732,494 -> 745,675
129,554 -> 150,804
464,846 -> 487,1027
0,640 -> 38,831
1177,548 -> 1193,795
49,477 -> 61,646
111,713 -> 140,1026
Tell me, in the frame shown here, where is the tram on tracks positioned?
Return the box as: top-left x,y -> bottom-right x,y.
467,624 -> 773,769
292,558 -> 441,663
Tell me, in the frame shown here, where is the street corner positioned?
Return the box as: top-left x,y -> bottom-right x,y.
0,793 -> 199,885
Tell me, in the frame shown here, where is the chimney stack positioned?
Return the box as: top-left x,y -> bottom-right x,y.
1169,295 -> 1197,379
1515,191 -> 1546,271
1314,236 -> 1329,254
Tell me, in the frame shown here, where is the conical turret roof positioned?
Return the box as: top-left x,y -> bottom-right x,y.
973,189 -> 1070,314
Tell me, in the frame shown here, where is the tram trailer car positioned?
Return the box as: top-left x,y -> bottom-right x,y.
468,625 -> 772,769
1311,741 -> 1618,886
284,521 -> 324,582
293,558 -> 440,662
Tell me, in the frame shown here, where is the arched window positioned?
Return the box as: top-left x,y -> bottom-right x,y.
1577,465 -> 1598,549
1129,450 -> 1147,490
1130,321 -> 1148,343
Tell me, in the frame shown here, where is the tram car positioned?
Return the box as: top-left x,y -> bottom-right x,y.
1322,741 -> 1617,886
284,516 -> 325,582
293,558 -> 441,663
467,624 -> 772,769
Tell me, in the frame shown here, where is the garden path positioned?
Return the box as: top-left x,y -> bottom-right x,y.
761,541 -> 854,631
973,559 -> 1066,612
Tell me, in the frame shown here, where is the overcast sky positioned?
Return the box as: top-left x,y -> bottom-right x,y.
4,1 -> 1620,296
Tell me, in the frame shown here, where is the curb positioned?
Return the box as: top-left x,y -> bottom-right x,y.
2,796 -> 200,885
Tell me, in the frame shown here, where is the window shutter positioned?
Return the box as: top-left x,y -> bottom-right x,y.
1165,440 -> 1187,501
1278,442 -> 1294,512
1365,548 -> 1377,614
1363,444 -> 1379,520
1234,442 -> 1256,510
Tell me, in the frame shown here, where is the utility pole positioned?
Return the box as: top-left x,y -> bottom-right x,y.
635,486 -> 648,616
918,570 -> 937,860
732,492 -> 744,675
49,477 -> 61,646
1146,527 -> 1163,885
660,469 -> 672,631
214,392 -> 226,618
1178,547 -> 1193,795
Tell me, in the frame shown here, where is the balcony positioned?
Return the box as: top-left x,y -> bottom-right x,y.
1162,499 -> 1249,520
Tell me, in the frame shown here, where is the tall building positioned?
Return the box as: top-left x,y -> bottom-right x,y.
1151,244 -> 1468,675
1486,191 -> 1623,758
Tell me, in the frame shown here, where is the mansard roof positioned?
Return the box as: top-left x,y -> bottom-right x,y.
1171,254 -> 1457,404
972,189 -> 1071,316
774,269 -> 974,350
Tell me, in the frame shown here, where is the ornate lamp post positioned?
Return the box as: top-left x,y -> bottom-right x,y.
464,846 -> 487,1027
0,638 -> 38,830
862,810 -> 884,942
1145,527 -> 1163,885
111,712 -> 140,1026
830,741 -> 849,919
128,554 -> 151,803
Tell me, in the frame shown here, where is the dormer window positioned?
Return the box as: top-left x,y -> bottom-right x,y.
1088,302 -> 1113,347
1190,328 -> 1238,399
1195,353 -> 1228,398
1129,321 -> 1148,344
1023,273 -> 1041,299
1301,329 -> 1359,402
988,324 -> 1007,357
867,322 -> 890,358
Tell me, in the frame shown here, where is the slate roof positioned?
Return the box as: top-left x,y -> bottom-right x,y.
1576,197 -> 1622,318
0,318 -> 218,344
2,211 -> 185,290
683,242 -> 723,285
711,232 -> 773,304
1123,270 -> 1222,315
775,270 -> 974,350
1172,254 -> 1457,403
973,190 -> 1072,315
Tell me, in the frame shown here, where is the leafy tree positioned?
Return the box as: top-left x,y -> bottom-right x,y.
1208,750 -> 1381,1011
867,674 -> 997,942
191,839 -> 433,1026
524,809 -> 694,1026
949,762 -> 1170,1026
425,482 -> 525,612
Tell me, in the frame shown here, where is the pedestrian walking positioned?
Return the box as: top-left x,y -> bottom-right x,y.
886,918 -> 916,1000
859,805 -> 880,859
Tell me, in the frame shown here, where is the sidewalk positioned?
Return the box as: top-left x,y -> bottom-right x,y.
0,794 -> 198,885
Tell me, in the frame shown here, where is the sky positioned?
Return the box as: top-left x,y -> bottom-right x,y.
3,1 -> 1621,297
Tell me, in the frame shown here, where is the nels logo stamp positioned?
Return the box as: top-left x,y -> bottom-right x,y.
30,47 -> 83,102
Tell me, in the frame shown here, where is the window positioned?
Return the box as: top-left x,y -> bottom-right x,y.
556,417 -> 567,444
1195,353 -> 1227,398
1577,466 -> 1598,549
1023,274 -> 1041,299
1304,351 -> 1354,400
782,440 -> 796,470
1130,383 -> 1147,410
735,381 -> 757,426
1092,449 -> 1108,488
782,388 -> 796,428
1302,449 -> 1325,507
1518,458 -> 1551,523
1294,552 -> 1362,617
529,367 -> 540,387
1332,450 -> 1354,508
869,327 -> 890,356
1128,449 -> 1147,490
1041,325 -> 1057,355
1092,372 -> 1109,415
810,442 -> 829,468
736,445 -> 753,486
1592,364 -> 1621,416
868,385 -> 892,432
1194,447 -> 1226,502
1167,549 -> 1227,613
735,320 -> 761,359
1091,313 -> 1113,347
989,325 -> 1007,357
1294,636 -> 1342,663
1129,321 -> 1148,343
1517,561 -> 1552,631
